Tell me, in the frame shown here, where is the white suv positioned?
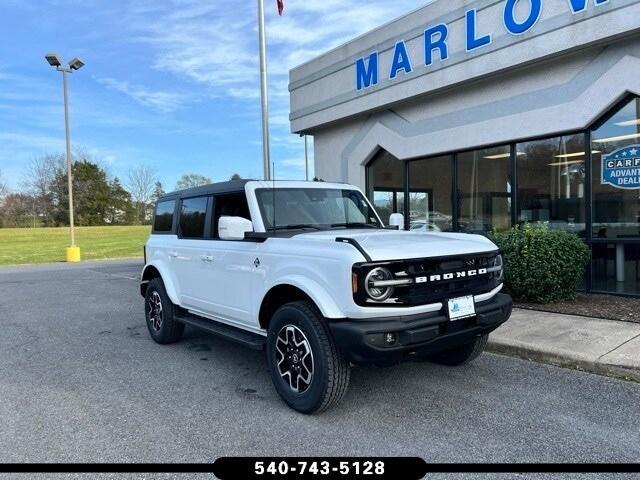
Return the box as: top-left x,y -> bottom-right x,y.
141,180 -> 511,414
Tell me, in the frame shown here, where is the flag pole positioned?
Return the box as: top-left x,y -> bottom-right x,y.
258,0 -> 272,181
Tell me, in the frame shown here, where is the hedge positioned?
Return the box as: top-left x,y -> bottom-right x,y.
490,224 -> 590,304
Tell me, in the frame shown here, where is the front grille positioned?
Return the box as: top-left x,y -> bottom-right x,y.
354,252 -> 502,308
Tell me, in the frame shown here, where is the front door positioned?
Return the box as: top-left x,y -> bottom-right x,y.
184,192 -> 259,329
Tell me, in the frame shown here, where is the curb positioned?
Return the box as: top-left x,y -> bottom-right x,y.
487,340 -> 640,384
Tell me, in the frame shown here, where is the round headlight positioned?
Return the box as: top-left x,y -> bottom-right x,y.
365,267 -> 394,302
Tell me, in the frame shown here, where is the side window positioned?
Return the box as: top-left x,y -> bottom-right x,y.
213,192 -> 251,238
179,196 -> 209,239
153,200 -> 176,233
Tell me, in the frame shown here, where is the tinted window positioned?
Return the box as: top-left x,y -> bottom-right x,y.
592,96 -> 640,239
214,193 -> 251,238
367,149 -> 405,223
517,134 -> 586,237
179,197 -> 208,239
408,155 -> 453,232
153,200 -> 176,232
458,146 -> 511,233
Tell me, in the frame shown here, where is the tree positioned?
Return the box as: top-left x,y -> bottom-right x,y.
126,165 -> 158,224
0,169 -> 7,200
52,160 -> 113,226
175,173 -> 212,191
151,182 -> 165,202
107,177 -> 136,225
22,154 -> 63,227
230,173 -> 242,180
0,193 -> 36,228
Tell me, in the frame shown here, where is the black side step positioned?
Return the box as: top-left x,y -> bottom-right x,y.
175,312 -> 266,351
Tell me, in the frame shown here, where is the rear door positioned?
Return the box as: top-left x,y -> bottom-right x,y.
171,195 -> 213,309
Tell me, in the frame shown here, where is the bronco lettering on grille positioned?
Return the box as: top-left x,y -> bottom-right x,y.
415,268 -> 488,284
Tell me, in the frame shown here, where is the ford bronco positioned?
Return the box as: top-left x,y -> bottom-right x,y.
140,180 -> 511,414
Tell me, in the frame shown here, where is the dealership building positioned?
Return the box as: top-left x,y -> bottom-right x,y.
289,0 -> 640,296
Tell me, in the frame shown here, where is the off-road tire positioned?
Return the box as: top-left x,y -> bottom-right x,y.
267,301 -> 350,414
145,277 -> 185,344
429,334 -> 488,366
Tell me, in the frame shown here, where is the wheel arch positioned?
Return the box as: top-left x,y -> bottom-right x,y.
140,263 -> 180,305
258,280 -> 344,330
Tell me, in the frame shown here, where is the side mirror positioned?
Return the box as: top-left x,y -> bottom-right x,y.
219,216 -> 253,241
388,213 -> 405,231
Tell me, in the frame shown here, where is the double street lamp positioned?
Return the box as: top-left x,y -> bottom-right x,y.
45,53 -> 85,262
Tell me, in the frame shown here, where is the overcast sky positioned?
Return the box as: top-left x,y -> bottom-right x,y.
0,0 -> 432,191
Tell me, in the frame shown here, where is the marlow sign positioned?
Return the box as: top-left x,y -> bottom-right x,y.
602,145 -> 640,190
356,0 -> 610,91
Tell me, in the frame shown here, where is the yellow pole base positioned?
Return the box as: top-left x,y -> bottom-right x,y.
66,246 -> 81,263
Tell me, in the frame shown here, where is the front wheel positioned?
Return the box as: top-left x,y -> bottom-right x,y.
266,301 -> 350,414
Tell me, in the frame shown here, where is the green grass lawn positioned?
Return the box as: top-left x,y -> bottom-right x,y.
0,226 -> 151,266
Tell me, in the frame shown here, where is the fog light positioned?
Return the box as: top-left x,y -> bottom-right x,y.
385,333 -> 397,345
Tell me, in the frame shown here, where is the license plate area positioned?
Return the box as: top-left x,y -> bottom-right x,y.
447,295 -> 476,321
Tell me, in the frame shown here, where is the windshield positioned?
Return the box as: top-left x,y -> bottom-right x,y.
256,188 -> 382,231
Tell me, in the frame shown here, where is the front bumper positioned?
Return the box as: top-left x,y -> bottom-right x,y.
328,293 -> 512,366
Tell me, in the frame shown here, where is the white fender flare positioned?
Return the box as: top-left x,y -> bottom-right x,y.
263,275 -> 346,319
141,262 -> 180,306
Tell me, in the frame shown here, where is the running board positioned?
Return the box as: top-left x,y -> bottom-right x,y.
175,312 -> 266,351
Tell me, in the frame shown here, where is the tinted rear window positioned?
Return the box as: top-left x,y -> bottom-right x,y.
179,196 -> 208,239
153,200 -> 176,232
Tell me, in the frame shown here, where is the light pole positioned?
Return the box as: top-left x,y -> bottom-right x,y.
45,54 -> 85,262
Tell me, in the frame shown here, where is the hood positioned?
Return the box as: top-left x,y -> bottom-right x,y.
293,229 -> 497,262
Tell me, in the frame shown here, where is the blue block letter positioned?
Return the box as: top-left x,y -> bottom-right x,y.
356,52 -> 379,91
389,41 -> 413,79
466,8 -> 492,52
504,0 -> 542,35
424,23 -> 449,66
566,0 -> 609,14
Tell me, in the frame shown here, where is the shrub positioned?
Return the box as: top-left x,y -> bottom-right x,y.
490,224 -> 590,304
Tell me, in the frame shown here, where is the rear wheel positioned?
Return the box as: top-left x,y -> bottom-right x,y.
428,334 -> 488,366
145,277 -> 185,344
267,301 -> 350,414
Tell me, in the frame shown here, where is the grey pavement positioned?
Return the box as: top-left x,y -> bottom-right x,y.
489,309 -> 640,382
0,260 -> 639,479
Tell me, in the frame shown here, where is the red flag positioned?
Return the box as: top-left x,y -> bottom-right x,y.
277,0 -> 284,16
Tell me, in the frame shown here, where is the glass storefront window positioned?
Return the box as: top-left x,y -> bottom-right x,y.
408,155 -> 453,232
366,150 -> 405,224
516,134 -> 586,237
591,96 -> 640,239
592,243 -> 640,295
458,145 -> 511,233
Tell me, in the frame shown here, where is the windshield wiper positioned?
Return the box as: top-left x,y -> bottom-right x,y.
272,224 -> 324,231
330,222 -> 380,229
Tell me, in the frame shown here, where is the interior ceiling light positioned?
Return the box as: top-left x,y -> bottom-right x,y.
483,152 -> 525,159
615,119 -> 640,127
554,151 -> 601,159
593,133 -> 640,143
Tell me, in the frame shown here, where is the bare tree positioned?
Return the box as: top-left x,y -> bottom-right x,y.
0,169 -> 7,199
126,165 -> 158,224
21,154 -> 64,226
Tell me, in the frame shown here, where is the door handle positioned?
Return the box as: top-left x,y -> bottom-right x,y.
168,251 -> 179,259
200,255 -> 214,263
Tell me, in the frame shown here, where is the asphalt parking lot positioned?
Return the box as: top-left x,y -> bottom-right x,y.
1,260 -> 639,479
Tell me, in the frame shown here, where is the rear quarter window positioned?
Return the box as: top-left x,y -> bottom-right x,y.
153,200 -> 176,233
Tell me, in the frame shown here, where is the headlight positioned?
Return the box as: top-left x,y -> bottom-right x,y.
490,254 -> 504,281
365,267 -> 394,302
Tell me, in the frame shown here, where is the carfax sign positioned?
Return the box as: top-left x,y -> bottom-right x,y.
602,145 -> 640,190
